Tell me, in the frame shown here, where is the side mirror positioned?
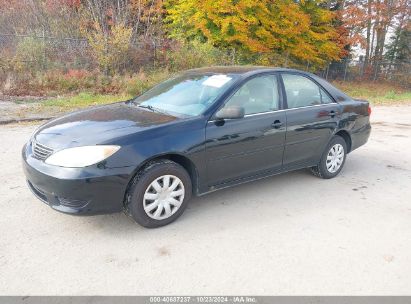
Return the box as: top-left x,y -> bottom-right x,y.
215,106 -> 245,120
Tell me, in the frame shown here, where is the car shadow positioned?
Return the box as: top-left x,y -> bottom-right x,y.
87,168 -> 315,234
185,169 -> 312,213
87,154 -> 372,234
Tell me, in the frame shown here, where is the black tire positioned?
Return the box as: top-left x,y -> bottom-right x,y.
310,135 -> 347,179
125,159 -> 192,228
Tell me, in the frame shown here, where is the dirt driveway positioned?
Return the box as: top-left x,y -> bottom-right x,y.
0,106 -> 411,295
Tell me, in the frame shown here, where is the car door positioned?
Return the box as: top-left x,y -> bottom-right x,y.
205,74 -> 286,186
281,72 -> 340,168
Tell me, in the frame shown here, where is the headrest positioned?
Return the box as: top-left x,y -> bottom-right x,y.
247,82 -> 267,92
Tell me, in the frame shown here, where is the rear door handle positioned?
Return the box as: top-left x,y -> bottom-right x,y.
271,120 -> 283,129
329,110 -> 336,118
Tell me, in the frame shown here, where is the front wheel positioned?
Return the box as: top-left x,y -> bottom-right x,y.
126,159 -> 192,228
310,135 -> 347,179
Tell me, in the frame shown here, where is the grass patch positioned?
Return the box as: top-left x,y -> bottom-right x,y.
332,81 -> 411,105
42,92 -> 132,109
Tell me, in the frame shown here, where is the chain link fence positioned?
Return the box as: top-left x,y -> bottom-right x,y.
0,33 -> 165,74
1,33 -> 410,87
320,59 -> 410,85
0,33 -> 91,70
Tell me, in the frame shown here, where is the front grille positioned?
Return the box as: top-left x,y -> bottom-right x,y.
32,140 -> 54,160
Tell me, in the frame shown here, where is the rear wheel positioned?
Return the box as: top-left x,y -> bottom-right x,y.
310,135 -> 347,179
126,159 -> 192,228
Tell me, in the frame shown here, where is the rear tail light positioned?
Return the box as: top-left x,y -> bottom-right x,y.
368,105 -> 372,116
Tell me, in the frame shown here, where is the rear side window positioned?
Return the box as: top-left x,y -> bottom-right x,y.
282,74 -> 332,108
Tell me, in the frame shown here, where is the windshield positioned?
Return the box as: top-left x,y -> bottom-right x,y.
133,73 -> 238,116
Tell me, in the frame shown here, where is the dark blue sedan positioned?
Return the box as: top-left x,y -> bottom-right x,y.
23,67 -> 371,227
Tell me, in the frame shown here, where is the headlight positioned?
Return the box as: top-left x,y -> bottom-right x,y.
45,145 -> 120,168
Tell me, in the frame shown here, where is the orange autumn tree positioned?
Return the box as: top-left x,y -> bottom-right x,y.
165,0 -> 342,67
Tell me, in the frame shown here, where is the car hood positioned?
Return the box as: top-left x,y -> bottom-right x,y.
33,101 -> 179,149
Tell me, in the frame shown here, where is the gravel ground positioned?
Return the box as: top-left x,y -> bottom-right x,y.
0,96 -> 59,124
0,106 -> 411,295
0,96 -> 50,124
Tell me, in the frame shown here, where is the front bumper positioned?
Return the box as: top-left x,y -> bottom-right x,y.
22,143 -> 136,215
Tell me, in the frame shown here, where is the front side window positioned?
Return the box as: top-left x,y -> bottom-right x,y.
282,74 -> 328,108
134,73 -> 239,116
222,75 -> 279,115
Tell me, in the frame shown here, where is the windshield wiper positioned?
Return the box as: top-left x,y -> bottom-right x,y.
138,104 -> 156,112
137,104 -> 171,115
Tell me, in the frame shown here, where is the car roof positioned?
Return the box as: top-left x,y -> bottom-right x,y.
185,66 -> 299,75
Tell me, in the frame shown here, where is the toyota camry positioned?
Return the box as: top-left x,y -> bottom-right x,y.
22,67 -> 371,228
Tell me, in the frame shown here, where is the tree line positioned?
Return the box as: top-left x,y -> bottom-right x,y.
0,0 -> 409,82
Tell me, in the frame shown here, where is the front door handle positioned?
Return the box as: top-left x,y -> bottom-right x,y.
271,120 -> 283,129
